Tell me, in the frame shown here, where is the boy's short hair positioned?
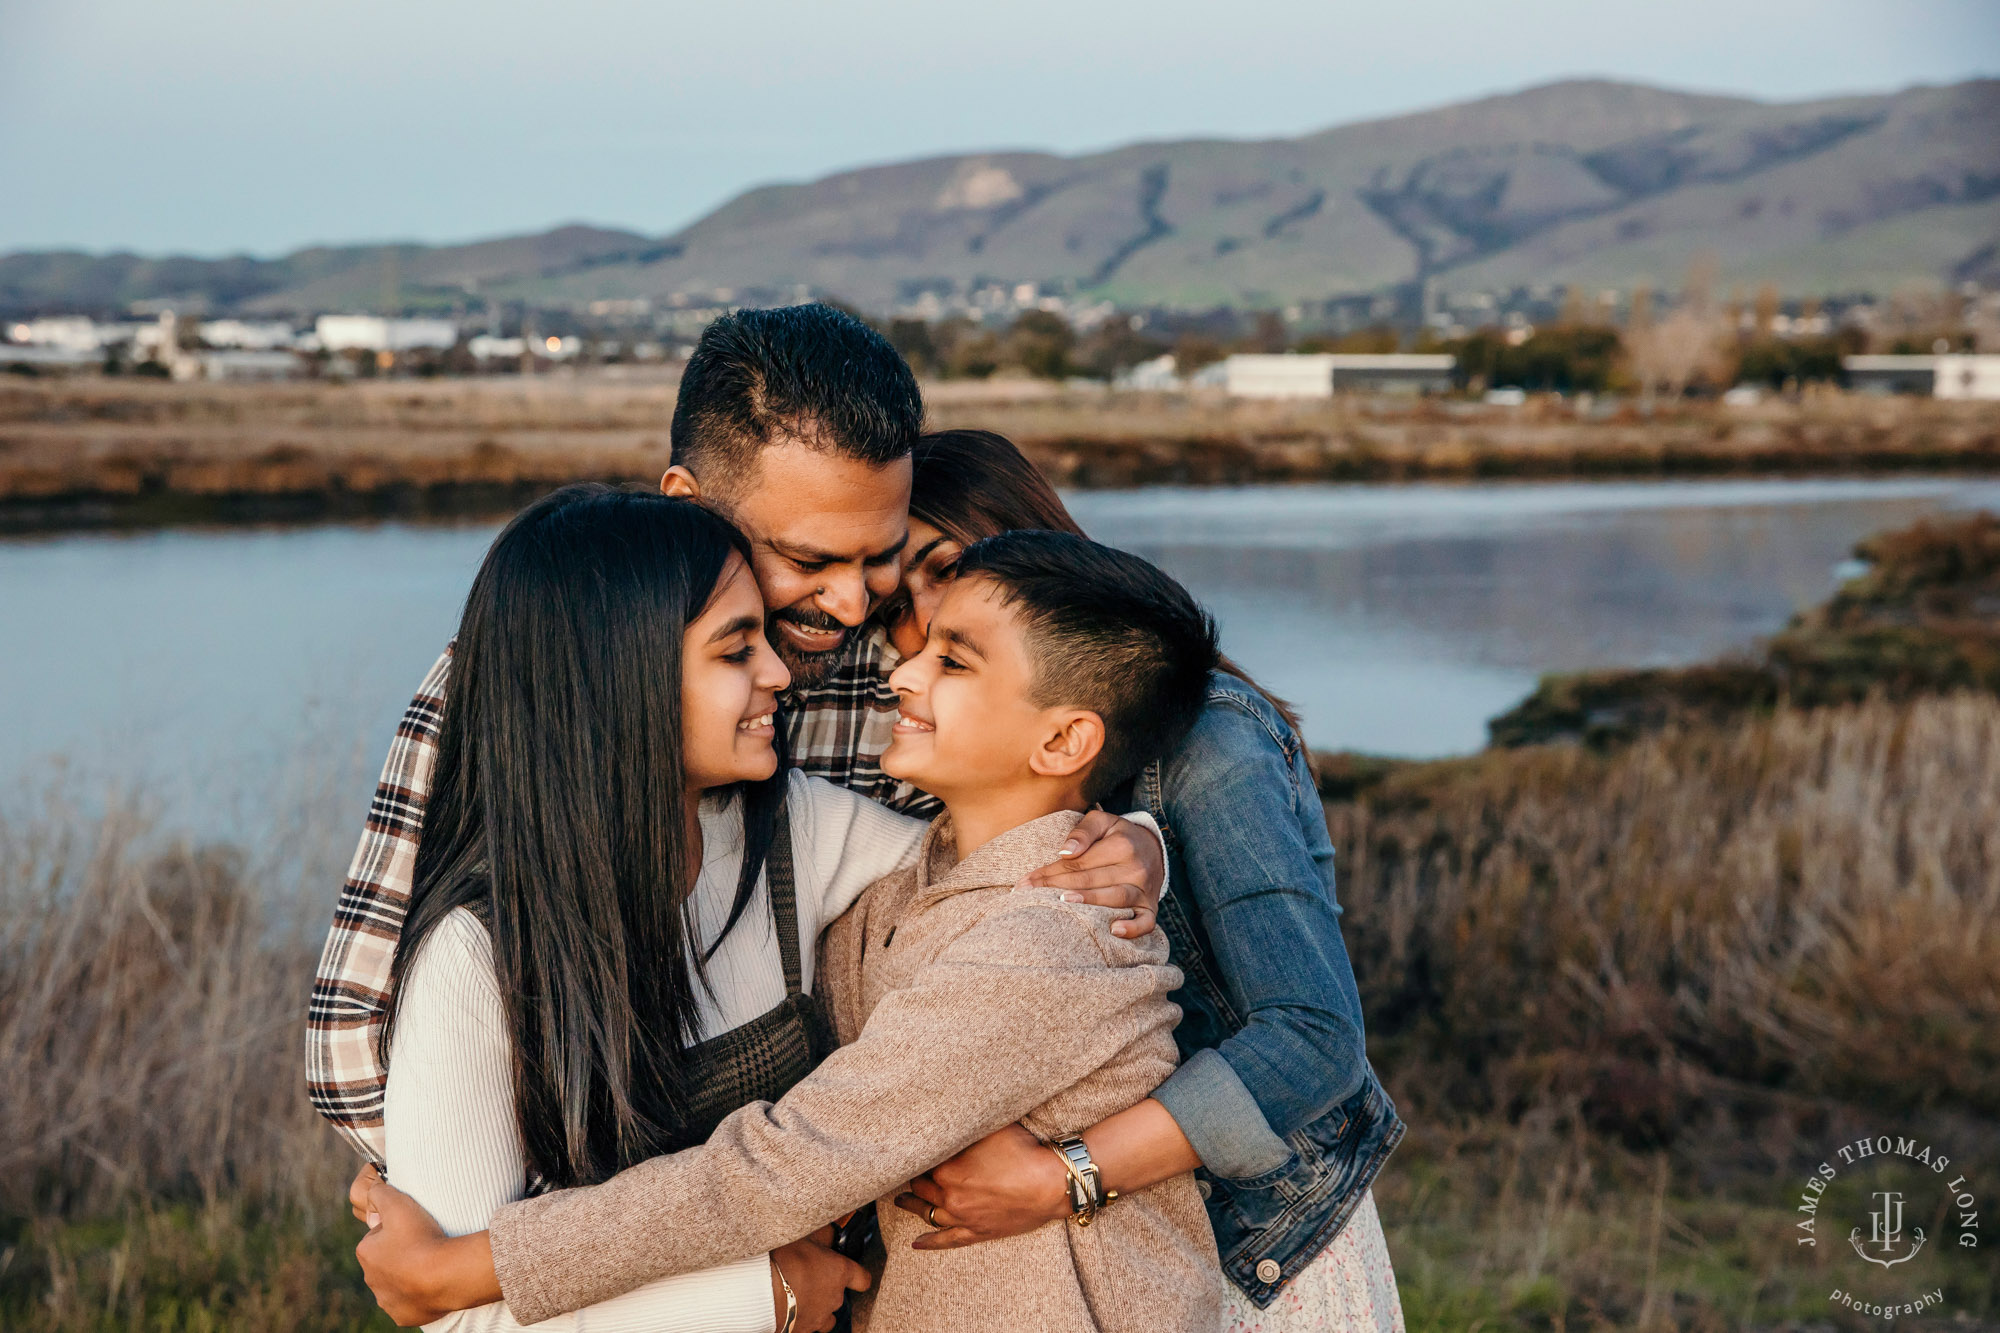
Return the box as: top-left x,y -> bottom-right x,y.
956,530 -> 1220,801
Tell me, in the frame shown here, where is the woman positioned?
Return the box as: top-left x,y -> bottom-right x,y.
886,430 -> 1406,1332
382,484 -> 924,1331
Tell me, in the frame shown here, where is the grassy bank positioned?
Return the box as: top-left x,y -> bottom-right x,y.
4,376 -> 1999,531
1334,693 -> 2000,1330
8,694 -> 1996,1328
0,799 -> 384,1331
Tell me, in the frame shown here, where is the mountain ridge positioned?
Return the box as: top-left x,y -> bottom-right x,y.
4,76 -> 1995,318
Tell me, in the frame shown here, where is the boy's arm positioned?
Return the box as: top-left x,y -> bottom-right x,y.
306,646 -> 451,1165
490,900 -> 1180,1325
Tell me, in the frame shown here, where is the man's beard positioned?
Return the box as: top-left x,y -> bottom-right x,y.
767,605 -> 851,689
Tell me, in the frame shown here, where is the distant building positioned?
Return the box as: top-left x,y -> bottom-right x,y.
1934,354 -> 2000,400
1841,353 -> 2000,398
7,316 -> 109,351
199,350 -> 303,381
468,335 -> 527,360
1218,353 -> 1455,398
315,315 -> 459,353
201,320 -> 298,350
1843,355 -> 1937,395
1113,353 -> 1182,391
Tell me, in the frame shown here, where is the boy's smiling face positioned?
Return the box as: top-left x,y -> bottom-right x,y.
883,574 -> 1100,810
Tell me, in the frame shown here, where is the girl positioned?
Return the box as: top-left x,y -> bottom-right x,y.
382,485 -> 916,1332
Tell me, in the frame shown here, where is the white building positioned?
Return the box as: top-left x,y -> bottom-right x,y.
315,315 -> 459,353
7,316 -> 111,351
469,334 -> 527,361
1218,353 -> 1456,399
199,349 -> 303,380
1843,355 -> 1938,395
1934,354 -> 2000,400
1113,353 -> 1182,391
201,319 -> 298,350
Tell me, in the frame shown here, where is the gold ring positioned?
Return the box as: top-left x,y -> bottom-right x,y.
926,1203 -> 941,1228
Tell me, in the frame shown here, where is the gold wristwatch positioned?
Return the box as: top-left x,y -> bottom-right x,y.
1050,1135 -> 1119,1226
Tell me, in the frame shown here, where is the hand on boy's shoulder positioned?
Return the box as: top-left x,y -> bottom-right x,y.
956,882 -> 1172,968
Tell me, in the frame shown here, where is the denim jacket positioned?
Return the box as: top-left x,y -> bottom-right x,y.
1121,672 -> 1405,1307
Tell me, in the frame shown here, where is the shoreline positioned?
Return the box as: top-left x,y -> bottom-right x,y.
5,376 -> 1999,533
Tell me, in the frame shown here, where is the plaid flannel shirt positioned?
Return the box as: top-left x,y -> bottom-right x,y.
305,625 -> 938,1164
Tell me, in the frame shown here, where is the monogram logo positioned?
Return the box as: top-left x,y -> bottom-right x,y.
1789,1132 -> 1981,1321
1850,1190 -> 1925,1269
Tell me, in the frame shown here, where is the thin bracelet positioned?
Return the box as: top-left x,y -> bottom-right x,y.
775,1259 -> 798,1333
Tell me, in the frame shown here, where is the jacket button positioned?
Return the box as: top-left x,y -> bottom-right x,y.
1255,1259 -> 1282,1285
1196,1179 -> 1212,1200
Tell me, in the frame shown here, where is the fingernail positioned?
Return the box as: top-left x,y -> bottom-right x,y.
1059,841 -> 1081,857
1062,891 -> 1083,903
367,1212 -> 381,1229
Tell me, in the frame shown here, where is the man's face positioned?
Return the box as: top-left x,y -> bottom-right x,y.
711,439 -> 912,688
881,575 -> 1055,803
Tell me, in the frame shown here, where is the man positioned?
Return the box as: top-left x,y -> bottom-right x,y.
305,304 -> 1164,1167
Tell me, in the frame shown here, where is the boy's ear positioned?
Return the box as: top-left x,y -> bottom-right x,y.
1028,709 -> 1105,783
660,465 -> 700,499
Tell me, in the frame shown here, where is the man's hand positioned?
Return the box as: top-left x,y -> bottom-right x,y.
772,1231 -> 871,1333
350,1164 -> 500,1326
1019,810 -> 1164,939
892,1123 -> 1071,1250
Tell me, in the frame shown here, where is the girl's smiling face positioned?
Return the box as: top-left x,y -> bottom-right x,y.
886,517 -> 965,659
680,554 -> 792,791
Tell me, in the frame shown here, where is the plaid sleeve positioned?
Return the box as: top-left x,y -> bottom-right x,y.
305,647 -> 451,1164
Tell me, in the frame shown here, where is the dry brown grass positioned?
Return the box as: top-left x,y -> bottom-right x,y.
3,375 -> 1998,527
3,693 -> 1994,1327
1333,693 -> 2000,1131
0,794 -> 379,1329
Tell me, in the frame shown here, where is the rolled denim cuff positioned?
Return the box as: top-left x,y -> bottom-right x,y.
1154,1047 -> 1294,1179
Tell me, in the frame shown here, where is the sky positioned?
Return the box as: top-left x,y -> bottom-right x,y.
4,0 -> 1997,258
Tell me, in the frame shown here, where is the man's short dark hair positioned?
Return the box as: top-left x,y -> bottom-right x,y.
956,530 -> 1219,802
671,304 -> 923,495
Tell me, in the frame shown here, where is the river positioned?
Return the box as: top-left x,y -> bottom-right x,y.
5,475 -> 1999,842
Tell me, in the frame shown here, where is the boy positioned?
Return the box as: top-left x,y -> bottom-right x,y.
356,530 -> 1225,1332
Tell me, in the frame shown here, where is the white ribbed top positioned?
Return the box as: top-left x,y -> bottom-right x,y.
385,772 -> 926,1332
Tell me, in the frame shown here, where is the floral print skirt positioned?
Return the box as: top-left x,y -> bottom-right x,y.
1219,1190 -> 1403,1333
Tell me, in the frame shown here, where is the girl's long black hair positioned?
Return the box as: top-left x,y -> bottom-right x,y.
383,484 -> 784,1188
909,429 -> 1304,736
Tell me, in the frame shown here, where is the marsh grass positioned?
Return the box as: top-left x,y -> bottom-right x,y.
0,794 -> 384,1330
1332,694 -> 2000,1329
3,696 -> 1995,1327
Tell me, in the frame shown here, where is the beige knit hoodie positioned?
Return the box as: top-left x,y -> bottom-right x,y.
488,808 -> 1221,1332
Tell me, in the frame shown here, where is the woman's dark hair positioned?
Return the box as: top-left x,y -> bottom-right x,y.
908,429 -> 1303,736
910,429 -> 1086,546
383,483 -> 784,1188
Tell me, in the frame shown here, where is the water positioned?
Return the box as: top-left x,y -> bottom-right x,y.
5,476 -> 2000,840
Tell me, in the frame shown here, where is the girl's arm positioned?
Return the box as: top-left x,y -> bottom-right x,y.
383,910 -> 780,1333
485,899 -> 1180,1325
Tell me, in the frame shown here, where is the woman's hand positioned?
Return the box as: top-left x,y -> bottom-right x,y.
892,1123 -> 1070,1251
772,1232 -> 871,1333
350,1164 -> 501,1326
1021,809 -> 1165,939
